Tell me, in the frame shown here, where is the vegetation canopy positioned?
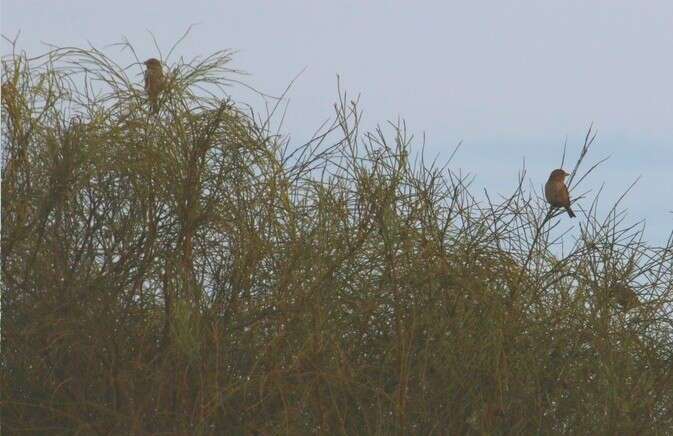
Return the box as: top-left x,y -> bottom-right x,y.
2,41 -> 673,434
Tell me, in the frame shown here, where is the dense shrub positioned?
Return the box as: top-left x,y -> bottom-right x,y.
2,45 -> 672,434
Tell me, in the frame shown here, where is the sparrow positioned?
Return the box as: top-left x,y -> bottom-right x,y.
144,58 -> 164,112
1,81 -> 17,113
545,169 -> 576,218
611,283 -> 640,311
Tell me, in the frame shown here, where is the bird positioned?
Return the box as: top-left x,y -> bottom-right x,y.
611,283 -> 640,311
545,169 -> 576,218
1,81 -> 17,112
143,58 -> 164,112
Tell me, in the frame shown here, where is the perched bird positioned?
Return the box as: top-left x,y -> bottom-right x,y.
611,283 -> 640,311
545,169 -> 576,218
2,81 -> 22,130
1,81 -> 17,112
144,58 -> 164,112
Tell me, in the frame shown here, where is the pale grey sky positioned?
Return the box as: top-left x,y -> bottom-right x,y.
2,1 -> 672,242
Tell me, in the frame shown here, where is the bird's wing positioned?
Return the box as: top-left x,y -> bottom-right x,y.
561,183 -> 571,205
144,69 -> 149,91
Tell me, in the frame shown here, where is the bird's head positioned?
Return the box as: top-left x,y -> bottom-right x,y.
549,168 -> 570,181
144,58 -> 161,68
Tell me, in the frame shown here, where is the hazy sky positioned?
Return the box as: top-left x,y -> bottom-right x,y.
2,1 -> 672,243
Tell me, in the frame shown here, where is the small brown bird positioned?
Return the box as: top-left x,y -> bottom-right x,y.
144,58 -> 164,112
1,81 -> 17,111
612,283 -> 640,311
545,169 -> 576,218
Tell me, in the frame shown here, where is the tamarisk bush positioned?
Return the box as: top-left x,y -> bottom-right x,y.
2,44 -> 672,434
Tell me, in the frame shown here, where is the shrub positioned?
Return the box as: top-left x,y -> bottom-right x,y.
2,43 -> 672,434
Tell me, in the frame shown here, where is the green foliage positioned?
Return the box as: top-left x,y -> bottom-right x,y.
2,44 -> 672,435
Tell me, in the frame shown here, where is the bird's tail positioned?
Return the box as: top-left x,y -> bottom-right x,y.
566,207 -> 576,218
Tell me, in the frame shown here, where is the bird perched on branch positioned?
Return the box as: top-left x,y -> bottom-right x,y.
611,283 -> 640,311
1,81 -> 18,113
545,169 -> 576,218
144,58 -> 164,112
